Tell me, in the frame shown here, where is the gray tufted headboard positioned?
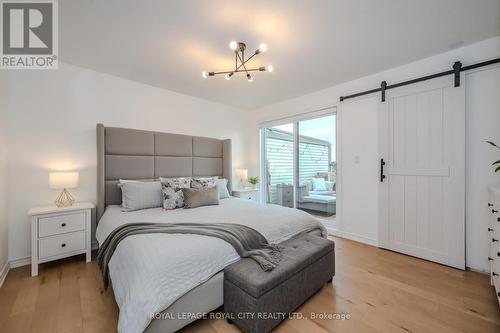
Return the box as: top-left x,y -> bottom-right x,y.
96,124 -> 232,221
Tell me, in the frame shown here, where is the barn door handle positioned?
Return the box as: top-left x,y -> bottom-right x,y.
488,203 -> 494,207
488,228 -> 494,231
493,238 -> 499,242
380,158 -> 386,182
492,209 -> 498,213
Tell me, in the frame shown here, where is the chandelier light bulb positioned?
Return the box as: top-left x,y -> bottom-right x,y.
229,41 -> 238,51
247,74 -> 253,82
258,43 -> 268,53
202,71 -> 208,79
267,65 -> 274,73
225,73 -> 233,80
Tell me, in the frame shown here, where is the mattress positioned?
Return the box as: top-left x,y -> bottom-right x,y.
96,198 -> 326,333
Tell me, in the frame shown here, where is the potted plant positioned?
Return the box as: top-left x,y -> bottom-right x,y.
487,141 -> 500,173
248,176 -> 259,189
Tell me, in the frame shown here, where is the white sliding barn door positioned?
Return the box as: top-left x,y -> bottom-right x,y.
379,75 -> 465,269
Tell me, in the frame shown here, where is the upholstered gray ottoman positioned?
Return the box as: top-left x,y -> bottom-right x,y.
224,234 -> 335,333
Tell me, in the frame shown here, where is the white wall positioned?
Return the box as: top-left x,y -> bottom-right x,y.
0,72 -> 9,278
338,96 -> 379,245
252,36 -> 500,271
4,62 -> 252,263
465,66 -> 500,272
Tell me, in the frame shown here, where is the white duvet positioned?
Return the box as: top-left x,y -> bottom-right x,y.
96,198 -> 326,333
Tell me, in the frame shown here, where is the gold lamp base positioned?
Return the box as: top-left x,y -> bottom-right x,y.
54,188 -> 75,208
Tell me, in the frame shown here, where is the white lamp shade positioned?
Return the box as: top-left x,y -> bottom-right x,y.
49,172 -> 79,189
235,169 -> 248,179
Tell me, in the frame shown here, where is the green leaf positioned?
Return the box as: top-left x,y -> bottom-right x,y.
486,141 -> 500,149
496,165 -> 500,173
493,160 -> 500,166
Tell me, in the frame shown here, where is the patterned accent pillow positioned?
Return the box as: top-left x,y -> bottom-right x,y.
160,177 -> 191,209
191,176 -> 218,189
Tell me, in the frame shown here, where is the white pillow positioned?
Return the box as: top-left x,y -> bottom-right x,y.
118,180 -> 163,211
216,178 -> 230,199
312,178 -> 327,191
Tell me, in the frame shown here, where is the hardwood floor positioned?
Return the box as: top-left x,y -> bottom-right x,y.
1,237 -> 499,333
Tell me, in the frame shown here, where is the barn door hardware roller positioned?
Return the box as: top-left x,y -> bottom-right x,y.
453,61 -> 462,87
380,81 -> 387,102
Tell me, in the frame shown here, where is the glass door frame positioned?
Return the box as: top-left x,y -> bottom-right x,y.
259,107 -> 337,208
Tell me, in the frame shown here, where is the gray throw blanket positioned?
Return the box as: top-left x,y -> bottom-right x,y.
97,223 -> 283,290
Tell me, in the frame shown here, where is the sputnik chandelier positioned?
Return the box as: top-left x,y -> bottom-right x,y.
202,41 -> 274,82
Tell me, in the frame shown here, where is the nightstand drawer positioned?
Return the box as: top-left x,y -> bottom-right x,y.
233,190 -> 259,202
39,212 -> 86,237
39,231 -> 86,259
240,193 -> 257,200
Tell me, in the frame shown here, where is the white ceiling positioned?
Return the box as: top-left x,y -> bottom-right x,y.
59,0 -> 500,110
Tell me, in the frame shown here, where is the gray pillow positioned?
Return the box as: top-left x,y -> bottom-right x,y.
216,178 -> 230,199
118,180 -> 163,211
182,187 -> 219,209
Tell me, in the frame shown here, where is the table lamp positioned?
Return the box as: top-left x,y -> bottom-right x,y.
49,171 -> 79,207
235,169 -> 248,189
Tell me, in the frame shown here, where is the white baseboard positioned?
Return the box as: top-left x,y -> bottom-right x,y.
467,266 -> 490,275
326,227 -> 342,237
0,261 -> 9,288
336,231 -> 378,247
9,256 -> 31,268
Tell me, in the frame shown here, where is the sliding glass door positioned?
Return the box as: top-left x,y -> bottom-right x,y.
260,112 -> 337,224
262,123 -> 294,207
296,116 -> 336,225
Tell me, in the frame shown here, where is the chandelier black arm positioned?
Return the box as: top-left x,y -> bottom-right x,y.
237,52 -> 250,76
243,52 -> 257,65
211,67 -> 266,75
232,51 -> 258,72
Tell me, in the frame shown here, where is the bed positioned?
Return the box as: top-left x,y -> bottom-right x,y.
95,124 -> 327,333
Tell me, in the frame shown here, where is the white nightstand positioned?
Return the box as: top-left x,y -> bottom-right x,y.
28,202 -> 94,277
232,188 -> 260,202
